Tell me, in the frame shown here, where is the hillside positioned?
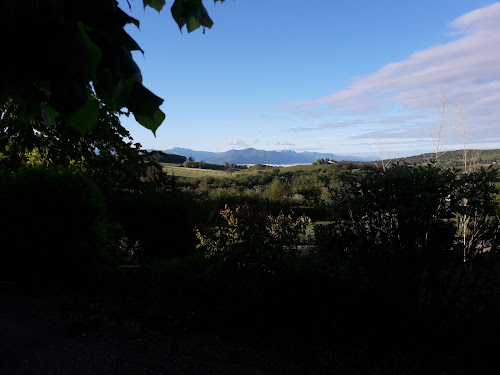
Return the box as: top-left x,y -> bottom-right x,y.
157,147 -> 369,165
389,149 -> 500,166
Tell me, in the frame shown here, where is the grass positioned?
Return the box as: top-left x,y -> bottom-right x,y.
277,164 -> 326,172
161,163 -> 230,178
162,161 -> 364,178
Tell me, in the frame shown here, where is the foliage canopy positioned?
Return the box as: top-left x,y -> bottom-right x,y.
1,0 -> 225,134
0,100 -> 157,192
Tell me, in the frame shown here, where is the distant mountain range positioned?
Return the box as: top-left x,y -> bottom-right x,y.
153,147 -> 371,165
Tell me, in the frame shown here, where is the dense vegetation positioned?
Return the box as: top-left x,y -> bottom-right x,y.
149,150 -> 187,164
2,97 -> 500,372
1,0 -> 225,136
388,148 -> 500,167
182,159 -> 247,171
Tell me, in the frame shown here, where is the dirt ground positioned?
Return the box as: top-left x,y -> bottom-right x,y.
1,285 -> 338,375
5,283 -> 482,375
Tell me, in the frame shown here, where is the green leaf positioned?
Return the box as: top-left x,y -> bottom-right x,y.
41,105 -> 59,125
186,15 -> 201,33
120,32 -> 144,54
16,96 -> 39,123
128,83 -> 165,134
143,0 -> 166,12
113,78 -> 137,110
18,109 -> 36,123
68,100 -> 100,135
76,22 -> 102,76
128,84 -> 164,118
171,0 -> 214,33
134,108 -> 165,135
93,47 -> 142,110
117,7 -> 140,29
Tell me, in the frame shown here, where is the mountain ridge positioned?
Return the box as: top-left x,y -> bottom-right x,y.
153,147 -> 371,164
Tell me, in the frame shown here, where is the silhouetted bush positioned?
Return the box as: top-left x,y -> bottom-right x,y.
0,167 -> 114,287
107,189 -> 210,262
315,164 -> 500,325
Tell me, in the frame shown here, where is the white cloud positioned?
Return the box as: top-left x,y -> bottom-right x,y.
283,3 -> 500,144
227,138 -> 247,147
273,140 -> 280,145
451,3 -> 500,33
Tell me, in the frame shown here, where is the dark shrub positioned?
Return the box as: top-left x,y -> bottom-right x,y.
315,164 -> 500,324
107,189 -> 209,262
0,167 -> 111,287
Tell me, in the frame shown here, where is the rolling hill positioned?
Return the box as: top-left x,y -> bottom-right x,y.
388,149 -> 500,166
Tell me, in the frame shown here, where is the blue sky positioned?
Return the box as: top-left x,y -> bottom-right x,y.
118,0 -> 500,158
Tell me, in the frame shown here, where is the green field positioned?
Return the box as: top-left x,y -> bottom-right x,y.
162,162 -> 337,178
161,163 -> 235,178
279,164 -> 329,172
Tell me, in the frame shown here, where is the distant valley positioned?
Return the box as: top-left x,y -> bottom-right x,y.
149,147 -> 500,167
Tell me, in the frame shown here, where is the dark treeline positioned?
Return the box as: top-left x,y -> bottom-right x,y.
149,150 -> 187,164
2,100 -> 500,373
182,159 -> 248,171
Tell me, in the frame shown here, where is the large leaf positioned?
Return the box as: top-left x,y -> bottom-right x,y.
14,91 -> 41,123
93,46 -> 142,110
128,83 -> 165,134
76,22 -> 102,77
40,105 -> 59,126
143,0 -> 166,12
112,77 -> 138,110
134,108 -> 165,135
171,0 -> 214,33
117,31 -> 144,54
68,100 -> 100,135
117,7 -> 140,28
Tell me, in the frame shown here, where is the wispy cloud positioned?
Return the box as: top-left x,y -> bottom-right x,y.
348,126 -> 430,140
288,119 -> 371,132
282,3 -> 500,144
291,146 -> 328,151
258,113 -> 293,122
287,114 -> 426,133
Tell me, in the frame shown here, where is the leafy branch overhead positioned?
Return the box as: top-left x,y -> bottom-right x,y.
0,0 -> 225,135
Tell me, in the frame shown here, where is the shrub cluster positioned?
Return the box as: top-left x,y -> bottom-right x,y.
195,204 -> 311,271
0,167 -> 109,287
